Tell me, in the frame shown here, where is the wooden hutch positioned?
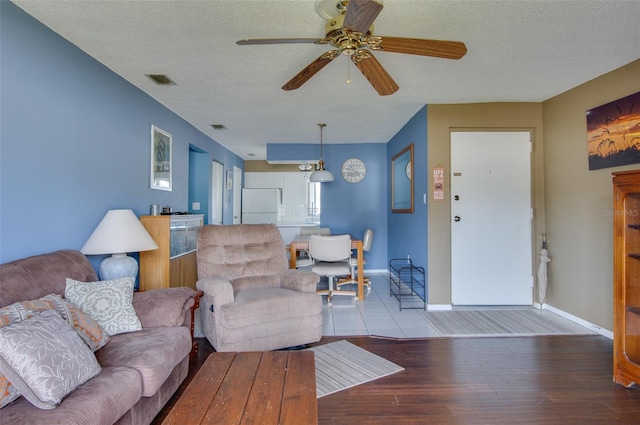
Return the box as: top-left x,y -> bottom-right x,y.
613,170 -> 640,387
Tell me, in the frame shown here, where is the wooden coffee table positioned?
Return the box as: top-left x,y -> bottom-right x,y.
161,350 -> 317,425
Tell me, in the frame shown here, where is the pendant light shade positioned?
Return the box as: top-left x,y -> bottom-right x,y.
309,123 -> 334,183
309,164 -> 335,182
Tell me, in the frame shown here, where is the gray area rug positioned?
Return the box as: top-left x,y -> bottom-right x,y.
423,309 -> 596,337
305,340 -> 404,398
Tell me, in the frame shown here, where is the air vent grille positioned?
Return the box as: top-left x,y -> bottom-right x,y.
145,74 -> 175,85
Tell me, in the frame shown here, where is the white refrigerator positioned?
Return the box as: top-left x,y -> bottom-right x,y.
241,188 -> 282,224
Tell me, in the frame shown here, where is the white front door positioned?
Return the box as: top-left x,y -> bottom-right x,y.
451,131 -> 532,305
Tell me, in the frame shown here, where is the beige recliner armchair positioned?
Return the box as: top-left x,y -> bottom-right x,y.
196,223 -> 323,352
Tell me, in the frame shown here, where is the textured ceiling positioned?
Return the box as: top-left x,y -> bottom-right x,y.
11,0 -> 640,160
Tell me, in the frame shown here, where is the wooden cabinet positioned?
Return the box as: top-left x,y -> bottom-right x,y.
613,170 -> 640,387
139,214 -> 204,291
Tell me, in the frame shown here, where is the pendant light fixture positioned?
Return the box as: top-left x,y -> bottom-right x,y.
309,123 -> 335,183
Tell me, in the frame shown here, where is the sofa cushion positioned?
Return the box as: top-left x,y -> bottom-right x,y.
222,287 -> 322,328
65,278 -> 142,336
0,310 -> 102,410
132,287 -> 197,328
95,327 -> 191,397
0,366 -> 141,425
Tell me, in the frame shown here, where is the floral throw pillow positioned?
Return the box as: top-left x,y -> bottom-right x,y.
65,277 -> 142,336
0,294 -> 109,409
0,310 -> 102,410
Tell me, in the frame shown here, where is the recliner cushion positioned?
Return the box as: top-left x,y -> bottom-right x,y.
221,287 -> 321,329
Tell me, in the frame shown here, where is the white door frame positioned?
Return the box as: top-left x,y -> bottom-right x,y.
211,160 -> 224,225
233,166 -> 242,224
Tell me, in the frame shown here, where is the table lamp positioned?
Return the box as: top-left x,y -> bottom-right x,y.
81,209 -> 158,280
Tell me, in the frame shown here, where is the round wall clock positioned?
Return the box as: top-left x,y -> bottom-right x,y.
341,157 -> 366,183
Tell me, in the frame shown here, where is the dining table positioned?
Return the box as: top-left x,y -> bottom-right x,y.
289,234 -> 365,301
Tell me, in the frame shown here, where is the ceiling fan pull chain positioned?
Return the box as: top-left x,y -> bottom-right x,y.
346,58 -> 352,84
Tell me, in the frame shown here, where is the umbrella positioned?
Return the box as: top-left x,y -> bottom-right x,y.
537,246 -> 551,307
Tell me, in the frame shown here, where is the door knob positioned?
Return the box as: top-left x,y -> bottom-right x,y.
454,216 -> 461,222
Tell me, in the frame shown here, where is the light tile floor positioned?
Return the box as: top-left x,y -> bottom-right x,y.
320,273 -> 595,338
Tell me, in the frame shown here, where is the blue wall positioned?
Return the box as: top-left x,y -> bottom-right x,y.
0,2 -> 243,266
318,143 -> 388,270
387,106 -> 428,270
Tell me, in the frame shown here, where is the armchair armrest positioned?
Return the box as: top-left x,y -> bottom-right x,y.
133,287 -> 198,328
196,277 -> 235,309
280,269 -> 320,293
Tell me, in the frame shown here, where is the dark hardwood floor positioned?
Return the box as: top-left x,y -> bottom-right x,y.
154,335 -> 640,424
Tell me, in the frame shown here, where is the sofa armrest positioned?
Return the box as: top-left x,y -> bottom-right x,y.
280,269 -> 320,293
133,287 -> 198,328
196,277 -> 234,309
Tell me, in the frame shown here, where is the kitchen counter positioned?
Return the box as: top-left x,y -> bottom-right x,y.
277,222 -> 320,245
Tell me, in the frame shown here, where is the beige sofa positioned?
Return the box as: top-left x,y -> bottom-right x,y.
197,223 -> 323,352
0,250 -> 198,425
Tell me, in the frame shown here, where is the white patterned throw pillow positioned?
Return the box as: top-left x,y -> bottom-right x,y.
0,310 -> 102,409
65,277 -> 142,336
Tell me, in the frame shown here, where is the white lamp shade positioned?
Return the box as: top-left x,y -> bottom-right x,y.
81,209 -> 158,255
309,169 -> 335,182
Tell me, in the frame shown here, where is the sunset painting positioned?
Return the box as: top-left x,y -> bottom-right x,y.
587,91 -> 640,170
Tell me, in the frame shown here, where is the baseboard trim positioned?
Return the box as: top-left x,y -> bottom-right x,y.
365,269 -> 388,274
539,303 -> 613,339
426,304 -> 453,311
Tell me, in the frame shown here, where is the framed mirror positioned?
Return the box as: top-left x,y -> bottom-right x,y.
391,143 -> 414,213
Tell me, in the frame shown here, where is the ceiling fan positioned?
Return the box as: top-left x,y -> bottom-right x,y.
237,0 -> 467,96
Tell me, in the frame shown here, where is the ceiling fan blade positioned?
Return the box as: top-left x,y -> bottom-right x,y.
237,38 -> 322,45
343,0 -> 383,34
378,36 -> 467,59
282,50 -> 340,91
352,51 -> 398,96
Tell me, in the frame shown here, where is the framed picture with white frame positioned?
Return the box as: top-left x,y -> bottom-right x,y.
226,170 -> 233,190
150,125 -> 172,191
